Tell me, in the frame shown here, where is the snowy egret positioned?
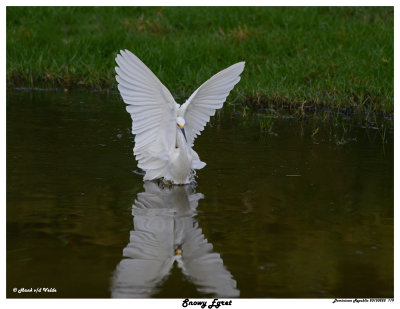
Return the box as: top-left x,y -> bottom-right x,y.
115,50 -> 245,184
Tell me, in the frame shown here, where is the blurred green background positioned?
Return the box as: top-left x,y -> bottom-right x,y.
6,7 -> 393,114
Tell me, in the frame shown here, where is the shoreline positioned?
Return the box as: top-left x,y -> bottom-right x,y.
7,85 -> 394,119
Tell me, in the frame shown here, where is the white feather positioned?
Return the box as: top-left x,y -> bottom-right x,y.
179,62 -> 245,146
115,50 -> 245,184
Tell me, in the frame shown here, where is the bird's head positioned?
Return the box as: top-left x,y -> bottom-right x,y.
176,117 -> 187,142
177,117 -> 185,128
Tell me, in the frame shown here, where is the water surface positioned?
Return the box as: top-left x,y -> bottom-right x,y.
7,89 -> 393,298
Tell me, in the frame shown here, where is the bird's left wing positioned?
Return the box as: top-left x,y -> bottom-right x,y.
179,62 -> 245,146
115,50 -> 178,172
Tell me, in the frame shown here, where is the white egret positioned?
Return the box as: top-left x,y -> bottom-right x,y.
115,50 -> 245,184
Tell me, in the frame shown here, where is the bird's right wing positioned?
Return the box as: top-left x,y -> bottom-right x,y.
179,62 -> 245,146
115,50 -> 178,172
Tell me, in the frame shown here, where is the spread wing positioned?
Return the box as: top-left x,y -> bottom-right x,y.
179,62 -> 245,146
115,50 -> 178,172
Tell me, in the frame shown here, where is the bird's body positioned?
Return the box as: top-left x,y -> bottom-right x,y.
168,129 -> 191,184
115,50 -> 245,184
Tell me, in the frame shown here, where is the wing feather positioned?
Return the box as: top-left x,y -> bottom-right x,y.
115,49 -> 177,171
179,62 -> 245,146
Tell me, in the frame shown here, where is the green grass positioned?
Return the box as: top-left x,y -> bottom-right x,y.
7,7 -> 393,115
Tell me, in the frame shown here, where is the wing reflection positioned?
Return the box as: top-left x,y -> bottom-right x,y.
111,181 -> 240,298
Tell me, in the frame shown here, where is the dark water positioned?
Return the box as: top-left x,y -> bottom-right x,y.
6,89 -> 393,298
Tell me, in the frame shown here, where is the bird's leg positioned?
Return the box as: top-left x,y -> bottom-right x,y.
158,178 -> 173,188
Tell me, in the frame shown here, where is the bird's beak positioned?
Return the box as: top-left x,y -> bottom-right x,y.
180,127 -> 187,142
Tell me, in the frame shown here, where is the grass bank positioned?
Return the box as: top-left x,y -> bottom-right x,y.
7,7 -> 393,116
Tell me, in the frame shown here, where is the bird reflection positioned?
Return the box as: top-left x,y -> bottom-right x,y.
111,181 -> 240,298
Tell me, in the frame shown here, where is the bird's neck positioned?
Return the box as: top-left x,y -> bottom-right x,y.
176,129 -> 188,153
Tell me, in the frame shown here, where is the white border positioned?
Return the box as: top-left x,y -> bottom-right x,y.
1,0 -> 399,6
1,2 -> 397,309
